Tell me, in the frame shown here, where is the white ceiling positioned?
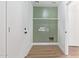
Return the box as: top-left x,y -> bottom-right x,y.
32,1 -> 59,7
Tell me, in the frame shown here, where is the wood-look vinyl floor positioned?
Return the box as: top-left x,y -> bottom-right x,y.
25,45 -> 64,58
25,45 -> 79,58
69,46 -> 79,58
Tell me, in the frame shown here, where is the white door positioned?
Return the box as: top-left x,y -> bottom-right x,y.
20,2 -> 33,57
0,1 -> 6,57
65,2 -> 71,55
7,2 -> 24,58
58,2 -> 69,55
7,1 -> 33,58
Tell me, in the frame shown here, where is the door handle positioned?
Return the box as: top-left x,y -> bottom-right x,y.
24,27 -> 27,34
65,31 -> 67,33
8,27 -> 10,32
24,31 -> 27,34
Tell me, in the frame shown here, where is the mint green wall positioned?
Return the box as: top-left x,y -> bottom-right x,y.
33,7 -> 58,18
33,7 -> 58,42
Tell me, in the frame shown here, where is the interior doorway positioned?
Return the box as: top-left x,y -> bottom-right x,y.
26,1 -> 69,58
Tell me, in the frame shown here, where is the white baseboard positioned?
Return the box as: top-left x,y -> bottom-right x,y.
69,42 -> 79,46
69,44 -> 79,46
33,42 -> 58,45
0,55 -> 6,58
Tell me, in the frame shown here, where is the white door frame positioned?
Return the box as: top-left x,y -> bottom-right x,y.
65,1 -> 72,55
58,1 -> 72,55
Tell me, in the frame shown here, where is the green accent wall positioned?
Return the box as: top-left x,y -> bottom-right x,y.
33,7 -> 58,18
33,7 -> 58,42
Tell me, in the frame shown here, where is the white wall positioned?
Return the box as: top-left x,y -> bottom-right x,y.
68,2 -> 79,46
0,2 -> 6,57
7,1 -> 33,58
20,1 -> 33,57
58,2 -> 68,55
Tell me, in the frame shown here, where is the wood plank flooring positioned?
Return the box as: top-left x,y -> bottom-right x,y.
25,45 -> 64,58
69,46 -> 79,57
25,45 -> 79,58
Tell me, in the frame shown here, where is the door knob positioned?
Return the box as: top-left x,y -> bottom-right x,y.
8,27 -> 10,32
24,31 -> 27,34
65,31 -> 67,33
24,28 -> 26,30
24,28 -> 27,34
